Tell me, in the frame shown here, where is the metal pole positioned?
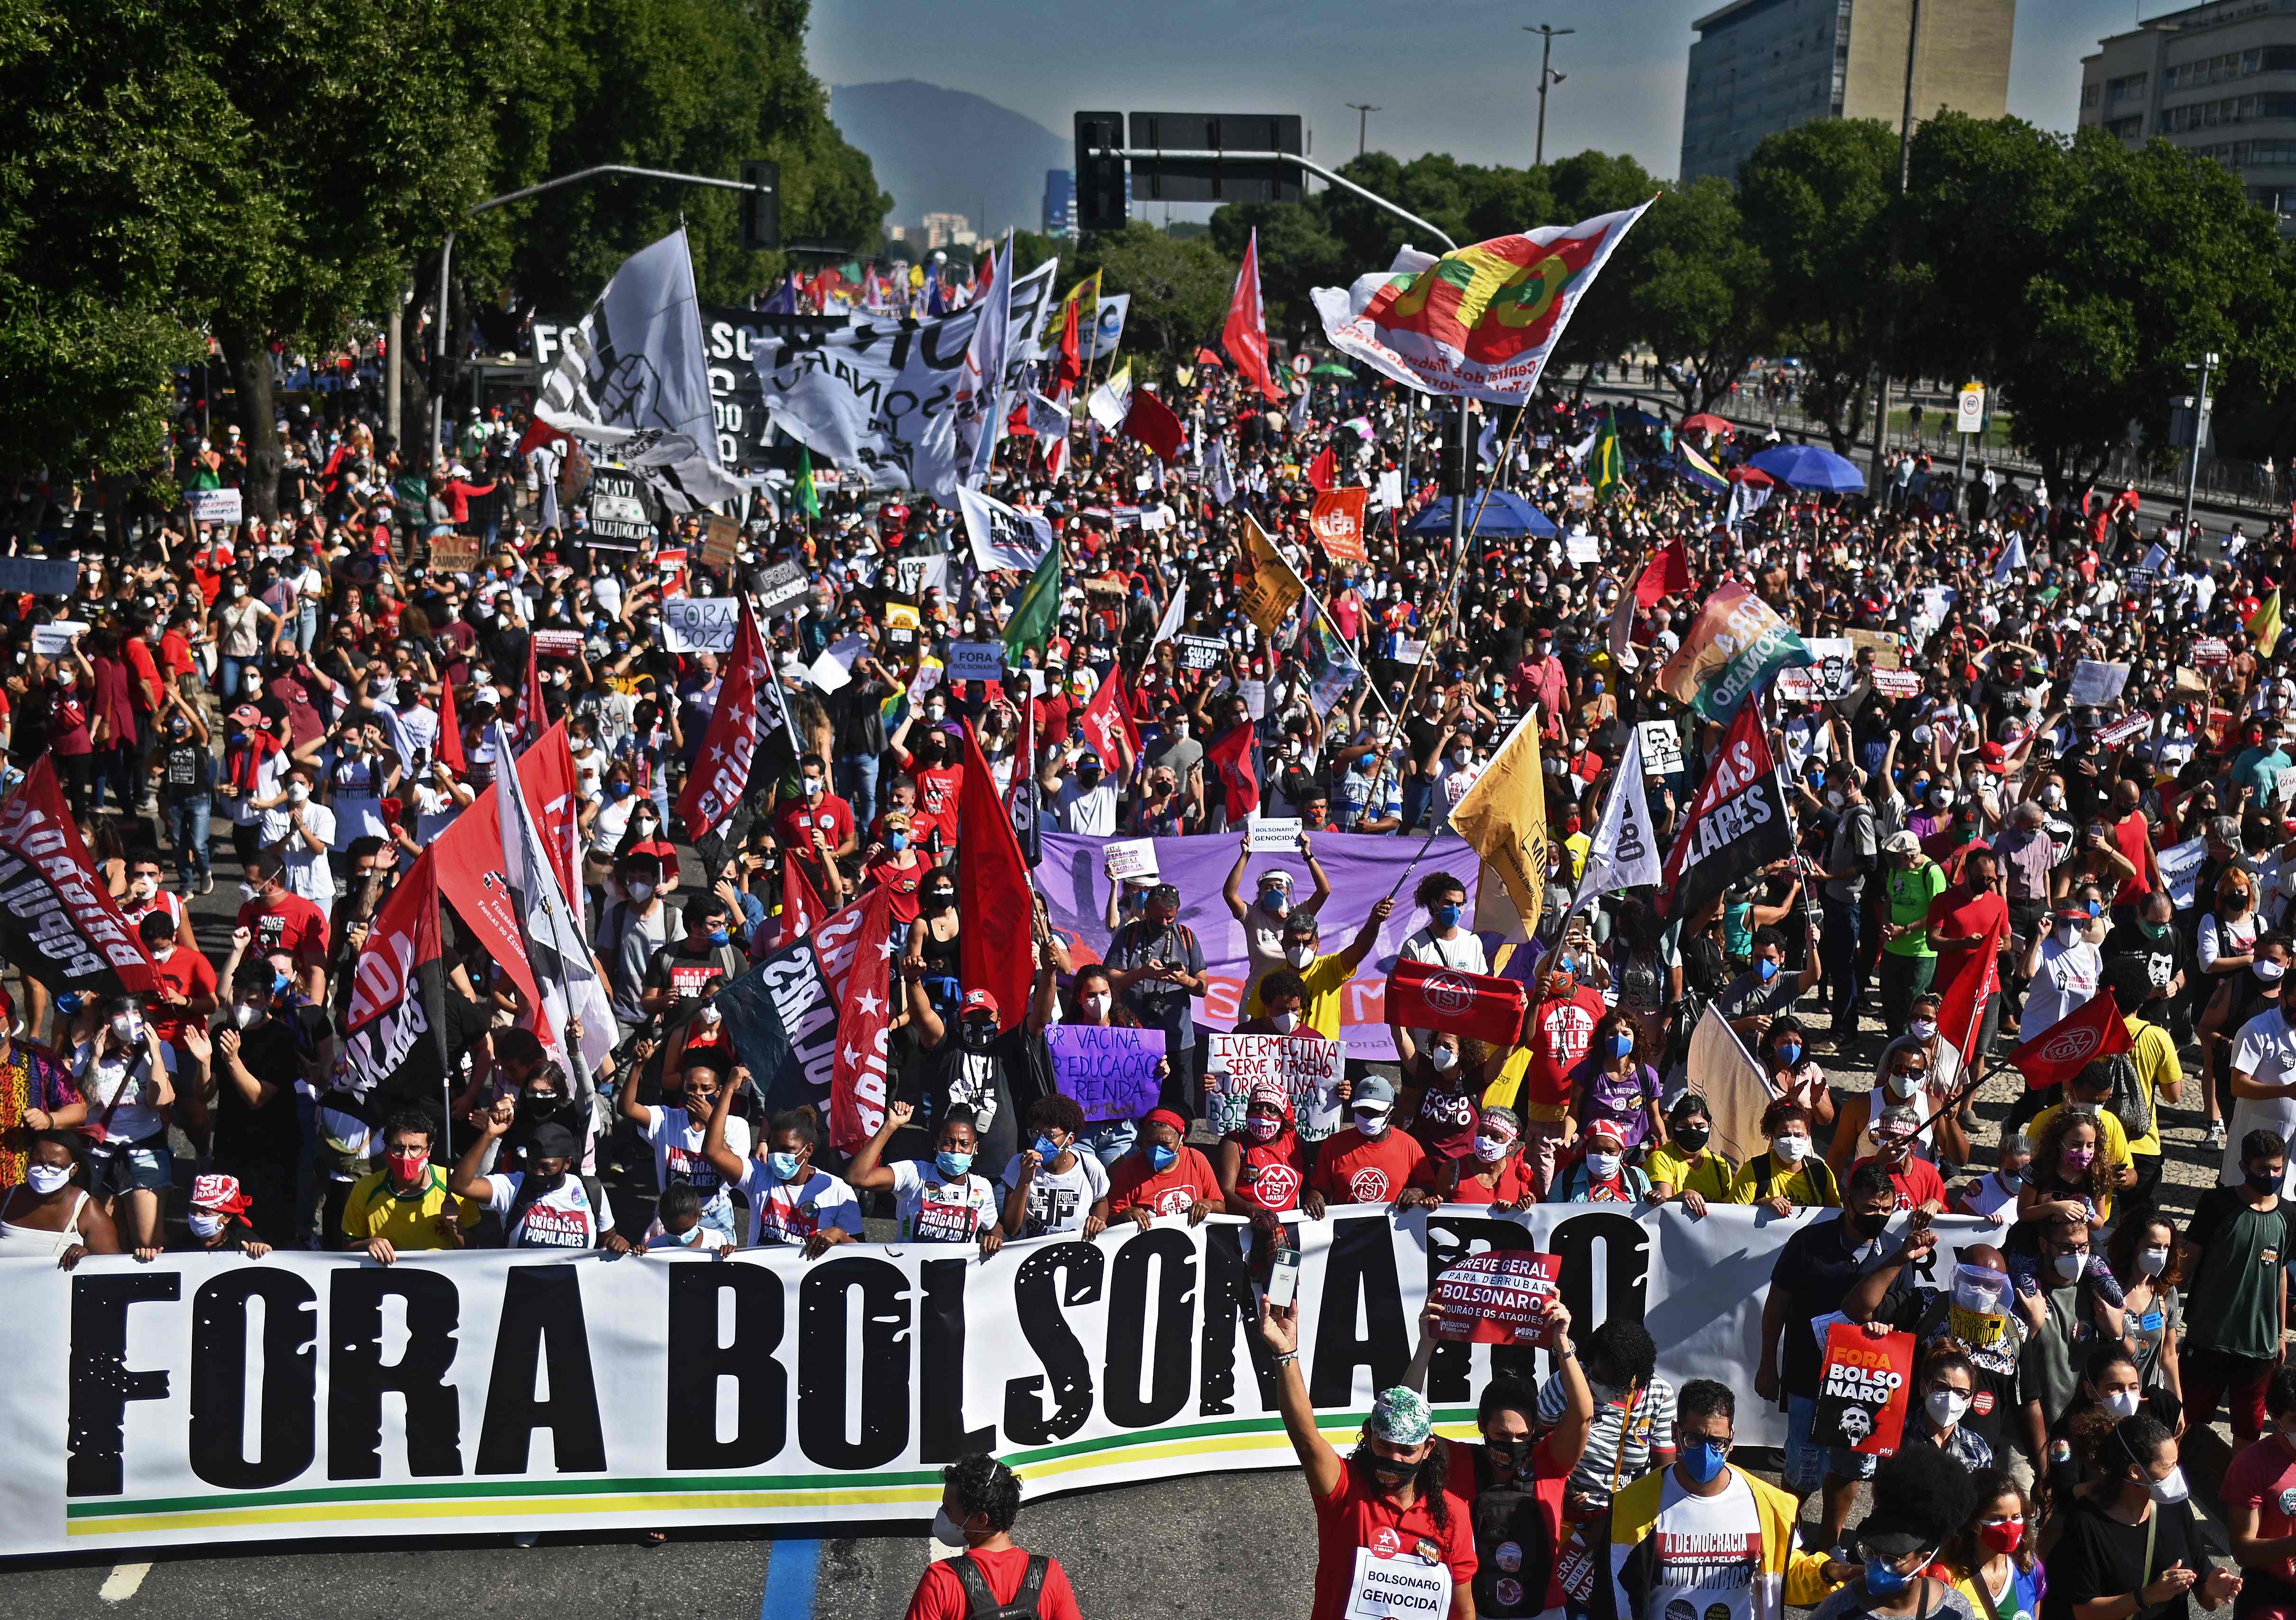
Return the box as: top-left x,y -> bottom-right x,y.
430,229 -> 455,465
1870,0 -> 1922,496
1538,33 -> 1553,165
2184,352 -> 2214,536
386,286 -> 403,454
1091,149 -> 1457,249
1347,104 -> 1381,157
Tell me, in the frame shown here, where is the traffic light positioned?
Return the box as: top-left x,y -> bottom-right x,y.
1074,113 -> 1126,232
740,159 -> 780,251
1436,435 -> 1469,500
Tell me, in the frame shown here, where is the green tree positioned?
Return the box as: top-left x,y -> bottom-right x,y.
1206,201 -> 1346,341
1622,178 -> 1771,413
1737,119 -> 1902,454
1072,222 -> 1233,373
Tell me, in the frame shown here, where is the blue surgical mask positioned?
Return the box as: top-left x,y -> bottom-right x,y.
1863,1556 -> 1921,1599
1610,1031 -> 1634,1059
1032,1135 -> 1063,1160
1148,1144 -> 1178,1172
1776,1041 -> 1803,1065
2085,898 -> 2103,918
768,1151 -> 803,1182
1681,1439 -> 1730,1485
1432,903 -> 1462,930
707,928 -> 729,947
935,1150 -> 974,1179
888,831 -> 908,852
610,780 -> 633,799
1757,958 -> 1779,983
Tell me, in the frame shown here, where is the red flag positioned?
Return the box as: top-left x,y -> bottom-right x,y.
514,413 -> 567,457
673,602 -> 766,844
1222,228 -> 1284,403
1206,722 -> 1260,817
1307,445 -> 1338,493
1121,386 -> 1184,463
1054,298 -> 1083,392
435,676 -> 467,774
1386,958 -> 1529,1046
434,778 -> 545,1017
973,242 -> 994,294
958,717 -> 1035,1024
1637,536 -> 1693,607
1194,346 -> 1226,368
1078,665 -> 1143,775
0,757 -> 155,995
1934,915 -> 2009,1069
514,720 -> 583,908
1310,489 -> 1370,564
775,850 -> 825,953
2011,990 -> 2132,1092
827,886 -> 898,1149
517,635 -> 547,748
341,846 -> 449,1090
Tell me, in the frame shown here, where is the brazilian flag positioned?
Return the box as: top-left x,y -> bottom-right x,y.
1003,544 -> 1061,664
1591,411 -> 1624,504
795,446 -> 821,518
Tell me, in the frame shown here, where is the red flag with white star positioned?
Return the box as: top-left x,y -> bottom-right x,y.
824,885 -> 898,1149
673,601 -> 766,843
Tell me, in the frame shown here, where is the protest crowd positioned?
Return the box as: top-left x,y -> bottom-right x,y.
6,212 -> 2296,1620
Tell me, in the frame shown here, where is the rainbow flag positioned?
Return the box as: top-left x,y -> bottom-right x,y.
1676,439 -> 1727,495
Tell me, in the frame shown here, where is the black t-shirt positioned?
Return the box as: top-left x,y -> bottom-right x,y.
1772,1214 -> 1905,1397
2041,1491 -> 2211,1620
2102,920 -> 2186,1001
213,1017 -> 306,1168
380,990 -> 490,1114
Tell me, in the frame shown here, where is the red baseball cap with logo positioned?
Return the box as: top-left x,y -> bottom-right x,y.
959,988 -> 1000,1021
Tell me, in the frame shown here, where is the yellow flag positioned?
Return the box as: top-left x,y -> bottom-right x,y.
1449,707 -> 1551,940
2251,589 -> 2283,657
1236,515 -> 1305,639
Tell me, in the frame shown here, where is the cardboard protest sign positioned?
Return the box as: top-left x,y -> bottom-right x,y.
427,534 -> 482,573
1813,1321 -> 1916,1454
1206,1030 -> 1345,1136
701,514 -> 740,572
1432,1252 -> 1562,1344
1046,1025 -> 1166,1122
662,596 -> 740,653
1385,958 -> 1530,1046
1847,628 -> 1903,670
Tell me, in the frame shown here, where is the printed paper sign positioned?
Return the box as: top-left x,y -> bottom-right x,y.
1046,1025 -> 1166,1123
1239,679 -> 1267,720
1868,668 -> 1922,698
1565,534 -> 1599,564
1776,637 -> 1857,702
1309,490 -> 1370,564
1394,638 -> 1427,667
1103,838 -> 1159,882
1637,720 -> 1685,777
1246,816 -> 1303,854
1813,1322 -> 1916,1454
1948,1302 -> 2010,1351
532,629 -> 585,659
1346,1546 -> 1453,1620
1432,1252 -> 1562,1344
2159,835 -> 2207,910
662,596 -> 740,653
2094,713 -> 2150,748
947,641 -> 1007,683
187,488 -> 242,526
2192,637 -> 2231,668
1206,1031 -> 1345,1136
753,558 -> 810,616
1178,636 -> 1227,672
2277,765 -> 2296,807
2067,659 -> 2130,708
31,620 -> 88,657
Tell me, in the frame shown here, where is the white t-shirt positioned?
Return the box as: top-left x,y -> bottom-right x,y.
889,1158 -> 1000,1242
998,1150 -> 1111,1238
2228,1004 -> 2296,1191
1053,778 -> 1120,836
1401,927 -> 1489,975
1616,1470 -> 1765,1620
642,1105 -> 749,1217
261,801 -> 339,901
2023,937 -> 2100,1033
73,1042 -> 174,1144
643,1220 -> 733,1253
484,1170 -> 615,1247
731,1161 -> 863,1247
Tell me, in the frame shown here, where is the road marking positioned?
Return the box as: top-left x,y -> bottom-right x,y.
98,1563 -> 152,1603
760,1538 -> 820,1620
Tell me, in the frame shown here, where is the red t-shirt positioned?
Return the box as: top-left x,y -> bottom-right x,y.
1226,1126 -> 1309,1213
2223,1435 -> 2296,1583
1312,1126 -> 1430,1206
1448,1156 -> 1538,1205
1522,989 -> 1607,1112
776,794 -> 855,859
146,945 -> 218,1043
1444,1438 -> 1571,1614
1310,1466 -> 1477,1620
2113,811 -> 2154,898
1850,1153 -> 1949,1212
904,1547 -> 1082,1620
1924,885 -> 2008,970
910,765 -> 964,842
865,856 -> 928,925
237,892 -> 329,965
1108,1144 -> 1224,1216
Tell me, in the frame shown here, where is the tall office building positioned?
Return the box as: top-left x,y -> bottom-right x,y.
1043,169 -> 1076,237
2078,0 -> 2296,222
1678,0 -> 2014,182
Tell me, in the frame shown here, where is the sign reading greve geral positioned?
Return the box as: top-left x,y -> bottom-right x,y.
1812,1321 -> 1916,1454
1046,1025 -> 1166,1123
1385,959 -> 1529,1046
1432,1253 -> 1561,1344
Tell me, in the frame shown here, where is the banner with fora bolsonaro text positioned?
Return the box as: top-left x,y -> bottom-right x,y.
0,1206 -> 1987,1557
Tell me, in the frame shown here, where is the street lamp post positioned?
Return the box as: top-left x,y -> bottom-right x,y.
1525,25 -> 1576,165
427,163 -> 776,456
2183,350 -> 2217,536
1346,103 -> 1382,157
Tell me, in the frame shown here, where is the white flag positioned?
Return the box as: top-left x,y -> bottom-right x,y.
958,230 -> 1016,485
1207,438 -> 1237,507
956,484 -> 1055,573
493,724 -> 614,1075
535,228 -> 740,512
1564,427 -> 1598,464
1576,726 -> 1663,900
1725,478 -> 1770,532
1151,585 -> 1187,648
1086,364 -> 1133,431
1288,380 -> 1312,436
1992,532 -> 2027,584
1476,414 -> 1500,468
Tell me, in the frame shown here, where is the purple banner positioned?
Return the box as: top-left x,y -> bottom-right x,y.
1047,1024 -> 1166,1122
1037,829 -> 1490,1059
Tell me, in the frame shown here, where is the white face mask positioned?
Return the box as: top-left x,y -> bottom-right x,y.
1354,1107 -> 1391,1138
2259,960 -> 2289,983
1428,1045 -> 1459,1073
231,1001 -> 262,1029
1285,943 -> 1316,968
1771,1133 -> 1811,1163
1472,1133 -> 1514,1164
1270,1010 -> 1300,1034
1924,1388 -> 1971,1428
1586,1150 -> 1622,1180
1081,994 -> 1111,1019
2136,1246 -> 2169,1277
2149,1465 -> 2190,1505
2102,1388 -> 2142,1419
26,1163 -> 73,1195
931,1506 -> 971,1546
1908,1019 -> 1937,1042
111,1012 -> 143,1046
189,1210 -> 228,1240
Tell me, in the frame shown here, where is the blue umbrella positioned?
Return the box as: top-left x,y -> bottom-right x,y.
1406,490 -> 1559,539
1747,443 -> 1866,493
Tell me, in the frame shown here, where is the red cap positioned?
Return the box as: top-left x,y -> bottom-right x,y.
1979,741 -> 2008,775
189,1173 -> 254,1216
960,988 -> 1001,1020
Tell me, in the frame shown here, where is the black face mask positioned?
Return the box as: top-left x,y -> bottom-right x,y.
1673,1125 -> 1712,1153
1847,1209 -> 1890,1240
960,1020 -> 997,1051
2248,1168 -> 2282,1195
1484,1436 -> 1535,1468
1365,1454 -> 1418,1487
525,1167 -> 567,1195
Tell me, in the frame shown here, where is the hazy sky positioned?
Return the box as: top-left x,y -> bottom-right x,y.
811,0 -> 2143,183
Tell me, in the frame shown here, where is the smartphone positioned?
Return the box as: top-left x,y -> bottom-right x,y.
1266,1246 -> 1303,1311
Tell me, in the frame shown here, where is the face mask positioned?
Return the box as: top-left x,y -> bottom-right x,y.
1147,1143 -> 1178,1173
1428,1045 -> 1459,1073
1909,1018 -> 1938,1041
1925,1388 -> 1971,1428
1354,1108 -> 1392,1138
1285,944 -> 1316,968
931,1507 -> 972,1546
2260,961 -> 2289,983
935,1151 -> 974,1180
1680,1439 -> 1730,1485
111,1012 -> 143,1045
1675,1124 -> 1711,1152
804,777 -> 825,797
2062,1144 -> 2096,1173
1587,1150 -> 1622,1180
2056,922 -> 2082,946
2051,1251 -> 2087,1282
628,881 -> 656,904
25,1163 -> 72,1196
1826,789 -> 1847,809
887,831 -> 908,852
1848,1209 -> 1890,1240
1888,1069 -> 1924,1098
1773,1038 -> 1803,1066
1771,1133 -> 1811,1163
2102,1388 -> 2142,1419
1863,1556 -> 1924,1599
1472,1132 -> 1514,1164
1245,1114 -> 1283,1143
1260,889 -> 1289,917
1757,958 -> 1779,983
1977,1519 -> 2025,1555
1609,1031 -> 1634,1060
2249,1167 -> 2282,1193
767,1150 -> 805,1183
1431,902 -> 1461,930
2149,1466 -> 2190,1505
189,1210 -> 228,1240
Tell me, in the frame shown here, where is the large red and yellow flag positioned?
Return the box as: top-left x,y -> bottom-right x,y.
1310,202 -> 1653,402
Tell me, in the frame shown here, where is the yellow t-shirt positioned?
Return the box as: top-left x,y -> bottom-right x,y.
340,1165 -> 483,1249
2119,1018 -> 2179,1157
1248,949 -> 1354,1040
2026,1100 -> 2131,1223
1644,1142 -> 1735,1200
1724,1154 -> 1839,1207
1483,1048 -> 1568,1124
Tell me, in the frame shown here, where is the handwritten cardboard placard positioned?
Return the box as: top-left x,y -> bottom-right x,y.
1047,1024 -> 1167,1122
1206,1031 -> 1345,1137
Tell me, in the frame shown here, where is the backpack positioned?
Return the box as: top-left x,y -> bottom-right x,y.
1755,1151 -> 1839,1206
2102,1046 -> 2152,1140
943,1552 -> 1048,1619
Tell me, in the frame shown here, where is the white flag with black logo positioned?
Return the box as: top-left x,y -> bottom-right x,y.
1576,725 -> 1663,900
535,228 -> 740,513
956,484 -> 1054,573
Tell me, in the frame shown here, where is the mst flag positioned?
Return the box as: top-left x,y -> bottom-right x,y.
1576,726 -> 1664,900
1658,702 -> 1792,923
1657,580 -> 1815,723
0,758 -> 154,994
1223,228 -> 1285,403
1385,958 -> 1529,1046
1450,706 -> 1553,939
1008,690 -> 1042,865
534,227 -> 740,511
515,724 -> 615,1075
674,601 -> 766,843
340,847 -> 448,1098
1309,203 -> 1653,403
2012,990 -> 2132,1091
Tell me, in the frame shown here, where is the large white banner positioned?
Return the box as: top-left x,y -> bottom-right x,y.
753,260 -> 1057,504
0,1206 -> 1982,1556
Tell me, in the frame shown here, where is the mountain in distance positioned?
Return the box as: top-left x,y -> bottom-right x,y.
830,80 -> 1070,237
